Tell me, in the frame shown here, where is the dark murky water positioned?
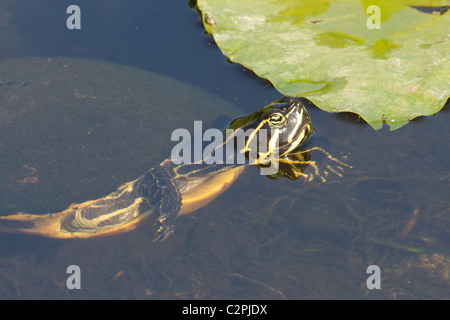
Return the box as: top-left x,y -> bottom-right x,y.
0,1 -> 448,299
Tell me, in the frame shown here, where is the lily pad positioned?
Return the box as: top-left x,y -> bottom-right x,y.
197,0 -> 450,130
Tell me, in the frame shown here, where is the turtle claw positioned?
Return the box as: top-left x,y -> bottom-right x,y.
154,224 -> 174,242
153,207 -> 177,241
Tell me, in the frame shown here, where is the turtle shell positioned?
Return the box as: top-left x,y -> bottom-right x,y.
0,57 -> 242,217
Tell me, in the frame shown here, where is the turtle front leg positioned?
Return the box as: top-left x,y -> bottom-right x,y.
138,166 -> 182,241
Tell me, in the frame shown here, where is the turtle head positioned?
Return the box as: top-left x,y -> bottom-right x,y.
228,96 -> 313,160
261,96 -> 312,156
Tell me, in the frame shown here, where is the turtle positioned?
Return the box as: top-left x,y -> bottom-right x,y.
0,95 -> 350,240
0,56 -> 240,238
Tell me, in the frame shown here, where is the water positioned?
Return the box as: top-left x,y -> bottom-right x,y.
0,0 -> 449,299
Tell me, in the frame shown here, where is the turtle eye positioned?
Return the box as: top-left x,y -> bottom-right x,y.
268,113 -> 285,127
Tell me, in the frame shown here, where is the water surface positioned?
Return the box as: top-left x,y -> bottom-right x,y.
0,0 -> 448,299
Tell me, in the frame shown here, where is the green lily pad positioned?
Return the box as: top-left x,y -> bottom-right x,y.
197,0 -> 450,130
